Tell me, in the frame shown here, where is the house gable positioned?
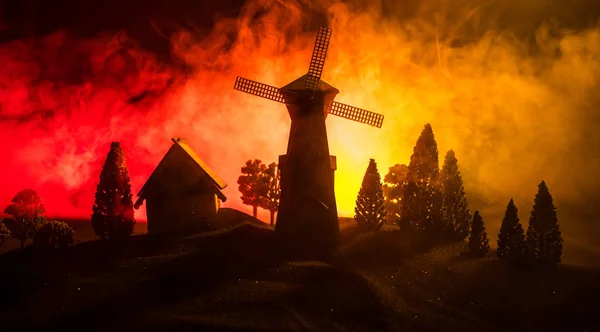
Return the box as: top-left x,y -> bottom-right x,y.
134,138 -> 227,208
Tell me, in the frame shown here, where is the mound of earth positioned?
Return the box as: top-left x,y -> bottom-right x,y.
0,220 -> 599,331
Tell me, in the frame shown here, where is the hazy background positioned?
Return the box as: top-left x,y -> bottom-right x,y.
1,0 -> 600,265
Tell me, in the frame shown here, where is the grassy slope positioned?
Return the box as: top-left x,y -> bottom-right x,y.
0,209 -> 599,331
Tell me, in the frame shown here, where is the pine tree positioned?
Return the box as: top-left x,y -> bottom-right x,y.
439,150 -> 471,240
260,162 -> 280,226
237,159 -> 269,218
407,123 -> 439,184
497,199 -> 526,263
383,164 -> 408,223
354,159 -> 387,232
91,142 -> 136,241
3,189 -> 46,248
468,210 -> 490,257
400,123 -> 443,237
526,181 -> 563,265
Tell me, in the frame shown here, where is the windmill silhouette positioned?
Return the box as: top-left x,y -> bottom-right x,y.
233,27 -> 384,255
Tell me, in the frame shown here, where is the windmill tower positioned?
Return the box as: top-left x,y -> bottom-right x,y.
233,27 -> 384,256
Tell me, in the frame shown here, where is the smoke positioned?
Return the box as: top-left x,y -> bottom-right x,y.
1,0 -> 600,261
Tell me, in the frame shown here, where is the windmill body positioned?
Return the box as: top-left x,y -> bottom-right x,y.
233,27 -> 384,256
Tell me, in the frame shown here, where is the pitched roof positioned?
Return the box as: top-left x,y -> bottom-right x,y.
280,74 -> 339,93
135,138 -> 227,206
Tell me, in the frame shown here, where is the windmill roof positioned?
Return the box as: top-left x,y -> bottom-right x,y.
135,138 -> 227,204
281,74 -> 339,93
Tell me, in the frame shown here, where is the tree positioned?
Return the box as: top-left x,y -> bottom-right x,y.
3,189 -> 46,248
407,123 -> 440,184
497,199 -> 526,263
526,181 -> 563,265
261,162 -> 280,226
0,220 -> 10,248
91,142 -> 136,241
237,159 -> 269,218
383,164 -> 408,223
354,159 -> 387,232
33,221 -> 75,249
468,210 -> 489,257
439,150 -> 471,240
399,123 -> 443,237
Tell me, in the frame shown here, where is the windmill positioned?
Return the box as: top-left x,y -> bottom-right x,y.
233,27 -> 384,255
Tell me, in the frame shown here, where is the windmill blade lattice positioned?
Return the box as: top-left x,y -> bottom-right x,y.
305,27 -> 332,90
328,101 -> 384,128
234,77 -> 289,104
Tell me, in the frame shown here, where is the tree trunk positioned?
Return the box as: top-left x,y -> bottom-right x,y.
20,238 -> 26,249
270,211 -> 275,227
252,205 -> 258,218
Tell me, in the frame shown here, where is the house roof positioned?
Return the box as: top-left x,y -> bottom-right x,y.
280,74 -> 339,93
134,138 -> 227,208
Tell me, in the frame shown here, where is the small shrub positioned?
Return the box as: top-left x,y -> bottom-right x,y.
0,220 -> 10,247
33,221 -> 75,249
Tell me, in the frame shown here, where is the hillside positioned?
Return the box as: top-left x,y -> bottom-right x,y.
0,209 -> 599,331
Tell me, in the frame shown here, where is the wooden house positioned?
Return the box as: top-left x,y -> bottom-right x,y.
134,138 -> 227,234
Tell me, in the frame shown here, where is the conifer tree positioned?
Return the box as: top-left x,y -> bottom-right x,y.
497,199 -> 526,262
237,159 -> 269,218
468,210 -> 490,257
439,150 -> 471,240
526,181 -> 563,265
400,123 -> 443,237
91,142 -> 136,241
354,159 -> 387,232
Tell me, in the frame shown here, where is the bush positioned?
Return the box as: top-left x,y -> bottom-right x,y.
33,221 -> 75,250
0,220 -> 10,247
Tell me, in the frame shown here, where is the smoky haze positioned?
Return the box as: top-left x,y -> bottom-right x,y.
0,0 -> 599,265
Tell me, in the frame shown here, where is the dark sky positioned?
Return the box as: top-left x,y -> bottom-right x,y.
2,0 -> 600,54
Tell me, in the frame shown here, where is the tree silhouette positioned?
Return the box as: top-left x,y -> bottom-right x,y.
0,220 -> 10,248
400,123 -> 443,237
91,142 -> 136,241
468,210 -> 490,257
3,189 -> 46,248
261,162 -> 280,226
407,123 -> 439,184
497,199 -> 526,263
237,159 -> 269,219
526,181 -> 563,265
33,221 -> 75,249
383,164 -> 408,223
439,150 -> 471,240
354,159 -> 387,232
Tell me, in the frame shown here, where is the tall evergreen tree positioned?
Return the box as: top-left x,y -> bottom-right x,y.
439,150 -> 471,240
237,159 -> 269,218
468,210 -> 490,257
3,189 -> 46,248
400,123 -> 443,237
407,123 -> 439,184
354,159 -> 387,232
497,199 -> 526,262
260,162 -> 280,226
91,142 -> 136,241
526,181 -> 563,265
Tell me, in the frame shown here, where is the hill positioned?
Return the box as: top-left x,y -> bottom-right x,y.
0,209 -> 599,331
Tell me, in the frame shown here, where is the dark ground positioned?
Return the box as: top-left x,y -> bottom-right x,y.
0,208 -> 599,331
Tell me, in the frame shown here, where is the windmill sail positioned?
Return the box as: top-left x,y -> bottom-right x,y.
305,27 -> 332,91
328,101 -> 384,128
